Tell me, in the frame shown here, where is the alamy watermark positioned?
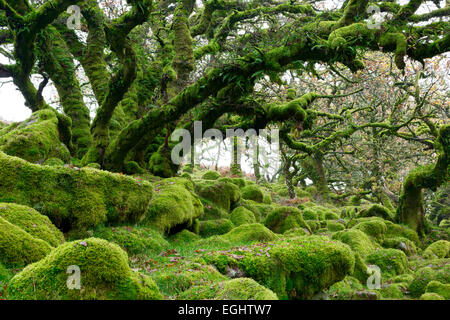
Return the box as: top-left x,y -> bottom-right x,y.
366,265 -> 381,289
67,5 -> 81,30
66,265 -> 81,290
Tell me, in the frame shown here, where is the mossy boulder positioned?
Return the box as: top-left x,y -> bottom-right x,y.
419,292 -> 445,300
142,178 -> 203,233
332,229 -> 378,258
0,203 -> 64,247
170,229 -> 201,244
425,280 -> 450,299
365,249 -> 408,277
353,220 -> 387,244
180,278 -> 278,300
408,265 -> 450,298
0,216 -> 52,268
384,221 -> 420,246
195,180 -> 241,212
92,225 -> 169,256
43,158 -> 65,166
327,276 -> 364,300
379,283 -> 407,299
264,206 -> 312,234
221,223 -> 278,243
199,219 -> 234,237
383,237 -> 417,256
7,238 -> 162,300
358,204 -> 393,221
0,110 -> 70,164
241,185 -> 264,203
423,240 -> 450,259
0,151 -> 153,236
201,170 -> 221,180
230,206 -> 256,226
327,220 -> 345,232
204,235 -> 355,299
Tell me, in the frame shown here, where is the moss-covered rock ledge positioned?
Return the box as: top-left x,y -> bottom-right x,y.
0,151 -> 153,236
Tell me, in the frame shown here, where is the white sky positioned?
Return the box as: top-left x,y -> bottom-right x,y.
0,0 -> 445,123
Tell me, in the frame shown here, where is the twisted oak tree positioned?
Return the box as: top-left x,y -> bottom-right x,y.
0,0 -> 449,233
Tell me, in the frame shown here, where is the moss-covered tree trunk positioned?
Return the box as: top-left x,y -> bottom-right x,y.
230,136 -> 242,176
397,125 -> 449,236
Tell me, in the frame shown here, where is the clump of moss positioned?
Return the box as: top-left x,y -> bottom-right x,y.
0,203 -> 64,247
230,206 -> 256,226
365,249 -> 408,277
384,220 -> 420,246
124,161 -> 146,175
153,259 -> 228,298
264,206 -> 312,234
379,283 -> 406,299
92,225 -> 169,256
241,185 -> 264,203
221,223 -> 278,243
7,238 -> 162,300
423,240 -> 450,259
0,110 -> 70,164
84,163 -> 101,169
327,220 -> 345,232
142,178 -> 203,233
204,235 -> 355,299
408,265 -> 450,298
353,220 -> 387,244
302,208 -> 319,221
0,216 -> 52,268
170,229 -> 201,244
181,278 -> 278,300
332,229 -> 378,257
263,194 -> 272,204
201,170 -> 221,180
425,280 -> 450,299
195,180 -> 241,212
383,237 -> 417,256
283,227 -> 310,237
327,276 -> 364,300
358,204 -> 393,221
43,158 -> 65,166
199,219 -> 234,237
0,152 -> 153,236
420,292 -> 445,300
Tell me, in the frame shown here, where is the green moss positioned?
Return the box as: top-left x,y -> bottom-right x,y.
264,206 -> 312,234
391,273 -> 414,283
230,206 -> 256,226
384,221 -> 420,246
222,223 -> 278,243
92,225 -> 169,256
201,170 -> 221,180
420,292 -> 445,300
199,219 -> 234,237
302,208 -> 319,221
425,280 -> 450,299
204,235 -> 355,300
353,220 -> 387,244
0,216 -> 52,268
327,220 -> 345,232
0,151 -> 153,236
7,238 -> 162,300
358,204 -> 394,221
380,283 -> 406,299
365,249 -> 409,277
263,194 -> 272,204
84,163 -> 101,169
152,259 -> 227,298
0,203 -> 64,247
195,180 -> 241,212
241,185 -> 264,203
332,229 -> 378,258
170,229 -> 201,244
383,237 -> 417,256
124,161 -> 146,175
408,265 -> 450,298
283,227 -> 310,237
327,276 -> 364,300
230,177 -> 246,188
43,157 -> 65,166
423,240 -> 450,259
142,178 -> 203,233
200,198 -> 229,220
0,110 -> 70,164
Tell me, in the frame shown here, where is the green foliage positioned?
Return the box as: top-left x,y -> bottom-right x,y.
7,238 -> 162,300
